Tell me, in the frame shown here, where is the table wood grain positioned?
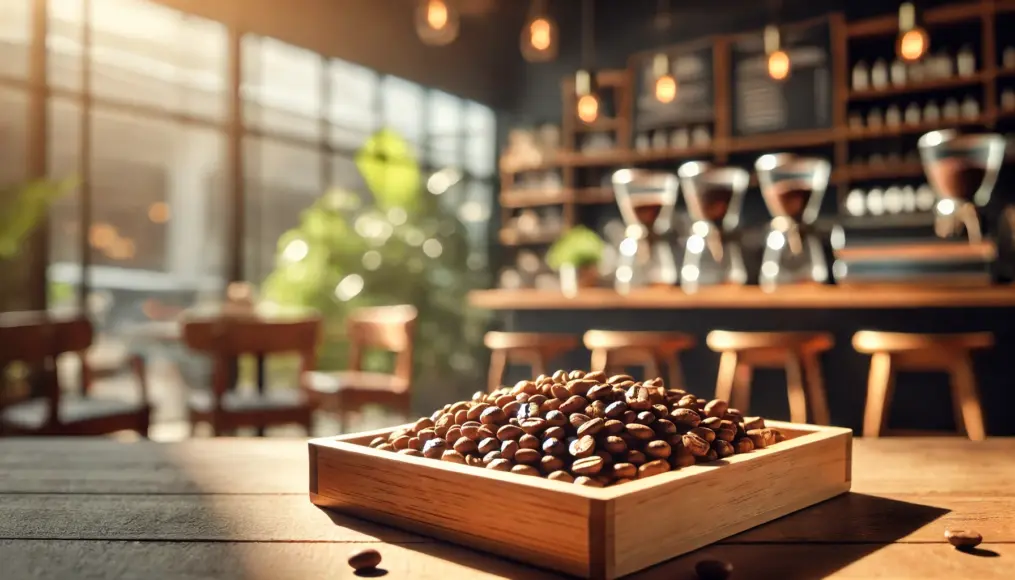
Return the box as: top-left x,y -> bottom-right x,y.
1,437 -> 1012,579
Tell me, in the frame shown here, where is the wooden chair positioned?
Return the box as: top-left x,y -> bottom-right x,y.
484,331 -> 579,391
0,311 -> 150,436
853,331 -> 991,440
306,305 -> 418,432
181,313 -> 321,436
706,330 -> 833,425
582,330 -> 695,388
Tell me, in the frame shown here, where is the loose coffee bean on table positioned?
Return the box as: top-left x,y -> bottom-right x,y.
695,558 -> 734,580
362,369 -> 786,487
945,528 -> 983,549
348,548 -> 382,572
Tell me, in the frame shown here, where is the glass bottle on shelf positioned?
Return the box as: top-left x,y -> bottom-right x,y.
652,130 -> 668,150
884,186 -> 903,214
1004,46 -> 1015,70
845,189 -> 866,217
905,102 -> 921,125
924,101 -> 940,122
867,188 -> 885,216
1002,89 -> 1015,111
890,59 -> 907,86
961,96 -> 980,119
943,99 -> 960,120
934,50 -> 954,78
902,186 -> 917,213
957,45 -> 976,76
852,61 -> 869,90
635,133 -> 650,151
885,105 -> 902,127
867,107 -> 883,129
670,127 -> 690,149
871,59 -> 889,89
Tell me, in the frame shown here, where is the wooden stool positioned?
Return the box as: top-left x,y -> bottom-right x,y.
582,330 -> 695,388
484,332 -> 578,391
853,331 -> 991,440
706,331 -> 833,425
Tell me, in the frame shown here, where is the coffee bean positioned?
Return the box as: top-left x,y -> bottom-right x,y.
542,437 -> 567,456
945,529 -> 982,549
724,408 -> 744,424
607,374 -> 634,385
548,470 -> 575,483
519,434 -> 540,450
517,401 -> 541,420
441,450 -> 466,464
478,425 -> 497,440
695,558 -> 733,580
574,476 -> 603,487
417,428 -> 437,443
434,413 -> 452,437
511,464 -> 541,476
626,385 -> 652,410
653,418 -> 677,436
677,394 -> 698,409
636,410 -> 656,425
398,448 -> 423,457
747,428 -> 774,449
496,424 -> 523,441
604,435 -> 628,455
671,407 -> 701,428
716,427 -> 737,443
422,438 -> 448,458
682,432 -> 710,457
701,417 -> 722,430
391,435 -> 410,450
467,455 -> 485,467
501,439 -> 519,460
494,394 -> 515,408
566,369 -> 584,380
348,548 -> 382,572
590,401 -> 610,419
544,410 -> 567,427
713,439 -> 735,458
690,426 -> 716,443
572,455 -> 605,475
559,395 -> 588,415
544,426 -> 567,440
577,417 -> 606,437
528,394 -> 548,407
582,370 -> 605,382
520,417 -> 548,435
645,440 -> 672,459
566,379 -> 596,397
603,419 -> 625,435
586,384 -> 614,401
468,403 -> 492,421
704,399 -> 729,419
569,413 -> 592,430
408,437 -> 422,450
472,391 -> 486,402
479,406 -> 507,425
774,430 -> 787,443
605,400 -> 629,418
514,380 -> 538,395
700,448 -> 719,463
569,435 -> 596,458
541,454 -> 565,473
550,384 -> 570,400
460,423 -> 481,441
449,401 -> 471,414
514,448 -> 541,465
487,458 -> 512,471
413,417 -> 434,433
453,437 -> 477,455
734,438 -> 755,454
638,459 -> 670,478
625,450 -> 647,465
612,462 -> 637,479
552,370 -> 568,383
483,450 -> 503,464
502,401 -> 522,417
621,410 -> 638,424
670,452 -> 696,468
626,423 -> 655,440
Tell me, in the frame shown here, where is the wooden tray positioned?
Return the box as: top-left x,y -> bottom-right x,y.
309,421 -> 852,579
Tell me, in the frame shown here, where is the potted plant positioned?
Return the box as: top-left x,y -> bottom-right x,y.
546,225 -> 604,296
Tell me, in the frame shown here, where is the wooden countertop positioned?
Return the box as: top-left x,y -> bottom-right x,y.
2,437 -> 1012,579
469,285 -> 1015,310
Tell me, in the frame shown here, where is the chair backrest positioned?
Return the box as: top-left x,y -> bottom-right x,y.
346,305 -> 418,384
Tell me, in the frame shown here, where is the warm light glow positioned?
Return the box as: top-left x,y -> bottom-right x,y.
88,223 -> 117,249
529,18 -> 552,51
897,28 -> 929,62
577,94 -> 599,124
655,74 -> 677,103
767,50 -> 790,81
147,201 -> 170,223
426,0 -> 449,30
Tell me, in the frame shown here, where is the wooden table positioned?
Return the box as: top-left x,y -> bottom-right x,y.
1,438 -> 1012,579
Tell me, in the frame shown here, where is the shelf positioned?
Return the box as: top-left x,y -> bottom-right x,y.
626,146 -> 714,163
845,2 -> 986,38
500,157 -> 561,174
848,73 -> 988,102
820,213 -> 936,230
573,186 -> 614,205
834,163 -> 925,183
727,129 -> 838,153
498,229 -> 559,247
846,116 -> 989,141
556,150 -> 628,168
468,285 -> 1015,310
575,118 -> 623,133
500,189 -> 571,208
994,67 -> 1015,79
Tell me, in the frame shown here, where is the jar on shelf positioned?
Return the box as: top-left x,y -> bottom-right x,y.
884,186 -> 903,214
904,103 -> 921,125
957,45 -> 976,76
961,96 -> 980,119
885,105 -> 902,127
923,101 -> 940,122
942,98 -> 960,120
845,189 -> 866,217
871,59 -> 889,89
1002,89 -> 1015,111
1004,46 -> 1015,69
867,107 -> 884,129
635,133 -> 650,151
867,188 -> 885,216
901,186 -> 917,213
691,126 -> 711,146
852,61 -> 870,90
890,59 -> 907,86
670,127 -> 690,149
652,130 -> 669,149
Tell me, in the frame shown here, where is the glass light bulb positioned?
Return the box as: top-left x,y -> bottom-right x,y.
577,94 -> 599,124
416,0 -> 459,46
655,74 -> 677,103
426,0 -> 448,29
897,28 -> 929,62
530,18 -> 552,51
767,50 -> 790,81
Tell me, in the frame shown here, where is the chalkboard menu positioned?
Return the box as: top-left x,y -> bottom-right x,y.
633,45 -> 714,133
731,22 -> 832,136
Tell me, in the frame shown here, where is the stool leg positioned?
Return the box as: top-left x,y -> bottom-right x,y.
529,352 -> 547,379
949,355 -> 986,441
666,354 -> 686,391
862,353 -> 895,438
802,352 -> 831,425
488,350 -> 507,392
715,351 -> 739,402
731,361 -> 753,414
642,356 -> 662,383
784,353 -> 808,424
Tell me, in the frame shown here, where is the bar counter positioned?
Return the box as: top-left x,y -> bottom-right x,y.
468,285 -> 1015,310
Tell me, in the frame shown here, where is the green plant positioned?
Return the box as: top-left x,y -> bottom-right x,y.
0,177 -> 77,260
546,225 -> 604,271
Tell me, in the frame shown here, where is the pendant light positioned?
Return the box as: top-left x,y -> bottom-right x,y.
575,0 -> 599,124
652,0 -> 677,104
897,2 -> 929,62
765,25 -> 790,81
416,0 -> 459,46
521,0 -> 558,62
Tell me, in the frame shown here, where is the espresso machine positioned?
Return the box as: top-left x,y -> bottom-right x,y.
610,168 -> 680,293
676,161 -> 749,293
756,153 -> 831,292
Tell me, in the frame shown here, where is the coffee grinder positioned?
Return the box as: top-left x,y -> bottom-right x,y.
676,161 -> 749,293
610,169 -> 680,293
756,153 -> 831,291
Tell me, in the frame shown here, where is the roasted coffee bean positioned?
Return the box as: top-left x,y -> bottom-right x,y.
544,409 -> 567,427
577,417 -> 606,437
638,459 -> 670,478
566,379 -> 596,397
594,450 -> 613,467
460,423 -> 481,441
690,426 -> 716,443
441,450 -> 466,464
605,401 -> 628,418
398,448 -> 423,457
724,408 -> 744,423
453,437 -> 477,455
614,477 -> 634,485
445,427 -> 463,443
626,386 -> 652,410
567,370 -> 585,380
453,409 -> 469,425
434,414 -> 452,437
734,438 -> 755,454
584,370 -> 606,382
517,401 -> 541,420
625,450 -> 647,465
716,428 -> 737,443
541,454 -> 565,473
700,448 -> 719,463
348,548 -> 382,572
528,394 -> 548,407
542,437 -> 567,456
478,425 -> 497,440
569,413 -> 592,430
682,432 -> 710,457
945,529 -> 982,549
651,404 -> 669,418
670,451 -> 696,468
511,464 -> 540,476
479,406 -> 507,425
747,428 -> 774,449
645,376 -> 664,388
513,380 -> 538,395
695,559 -> 734,580
713,439 -> 735,458
541,398 -> 562,413
519,434 -> 541,450
549,383 -> 570,400
472,391 -> 486,402
607,374 -> 634,385
501,400 -> 522,417
496,424 -> 523,441
586,384 -> 613,401
391,435 -> 410,450
544,426 -> 567,441
501,439 -> 519,460
744,416 -> 765,431
652,418 -> 677,436
494,394 -> 515,408
515,393 -> 529,403
430,408 -> 445,422
574,476 -> 603,487
549,369 -> 566,384
467,455 -> 485,467
774,430 -> 787,443
572,455 -> 605,475
413,417 -> 434,433
483,450 -> 503,464
417,428 -> 437,443
603,435 -> 628,455
701,416 -> 722,430
677,394 -> 699,409
548,470 -> 575,483
559,395 -> 588,415
449,401 -> 470,414
626,423 -> 655,440
589,401 -> 609,419
569,435 -> 596,458
603,419 -> 625,435
422,438 -> 448,458
645,440 -> 672,459
636,410 -> 656,425
612,462 -> 637,479
408,437 -> 422,451
704,399 -> 729,418
514,448 -> 541,465
622,410 -> 638,424
520,417 -> 548,435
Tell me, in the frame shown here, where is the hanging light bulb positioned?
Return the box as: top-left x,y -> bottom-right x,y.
576,69 -> 599,124
415,0 -> 459,46
765,25 -> 790,82
520,0 -> 559,62
652,53 -> 677,104
896,2 -> 929,62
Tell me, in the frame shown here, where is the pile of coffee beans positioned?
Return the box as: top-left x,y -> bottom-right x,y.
367,370 -> 786,487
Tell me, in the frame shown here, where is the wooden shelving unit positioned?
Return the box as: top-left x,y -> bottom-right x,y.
847,72 -> 989,101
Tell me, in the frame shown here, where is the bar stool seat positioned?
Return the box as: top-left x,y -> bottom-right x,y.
583,330 -> 695,388
484,332 -> 578,392
853,331 -> 991,440
706,330 -> 834,425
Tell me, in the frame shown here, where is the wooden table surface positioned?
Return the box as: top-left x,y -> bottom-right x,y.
1,438 -> 1012,579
